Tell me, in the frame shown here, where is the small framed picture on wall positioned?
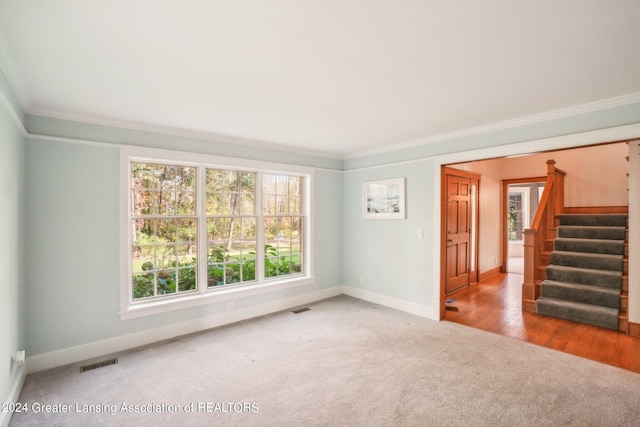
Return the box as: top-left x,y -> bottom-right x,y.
362,178 -> 405,219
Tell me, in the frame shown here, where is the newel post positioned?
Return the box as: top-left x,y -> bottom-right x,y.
546,160 -> 557,222
522,228 -> 537,312
547,159 -> 566,218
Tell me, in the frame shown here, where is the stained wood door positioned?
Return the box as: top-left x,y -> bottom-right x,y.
445,174 -> 472,295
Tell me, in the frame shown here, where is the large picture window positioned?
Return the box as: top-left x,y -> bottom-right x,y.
121,147 -> 313,318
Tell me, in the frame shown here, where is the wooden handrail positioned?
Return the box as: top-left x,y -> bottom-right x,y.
522,160 -> 565,313
530,179 -> 553,230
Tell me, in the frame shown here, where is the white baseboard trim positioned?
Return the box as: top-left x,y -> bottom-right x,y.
26,285 -> 439,374
26,286 -> 343,374
1,364 -> 26,427
343,286 -> 439,320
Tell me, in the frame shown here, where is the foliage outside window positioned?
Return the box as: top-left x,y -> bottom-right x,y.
508,191 -> 526,241
206,169 -> 257,287
263,175 -> 304,278
131,163 -> 198,299
128,159 -> 308,304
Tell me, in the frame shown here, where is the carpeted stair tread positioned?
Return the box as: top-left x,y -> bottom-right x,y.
556,226 -> 626,240
549,251 -> 623,272
536,297 -> 619,330
540,280 -> 620,308
553,238 -> 625,255
556,214 -> 627,227
545,265 -> 622,289
536,213 -> 626,329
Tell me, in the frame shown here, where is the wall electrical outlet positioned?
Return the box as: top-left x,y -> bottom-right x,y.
10,350 -> 25,371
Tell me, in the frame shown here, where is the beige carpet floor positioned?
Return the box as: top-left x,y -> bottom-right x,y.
10,295 -> 640,426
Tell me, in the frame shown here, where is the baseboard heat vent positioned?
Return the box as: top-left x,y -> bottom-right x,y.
292,307 -> 311,314
79,358 -> 118,373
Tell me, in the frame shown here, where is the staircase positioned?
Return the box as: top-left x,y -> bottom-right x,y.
536,213 -> 627,330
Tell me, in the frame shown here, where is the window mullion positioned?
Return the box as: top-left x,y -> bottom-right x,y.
152,219 -> 158,297
197,165 -> 208,294
256,171 -> 265,283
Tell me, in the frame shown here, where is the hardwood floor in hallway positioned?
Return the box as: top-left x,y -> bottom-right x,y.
444,273 -> 640,373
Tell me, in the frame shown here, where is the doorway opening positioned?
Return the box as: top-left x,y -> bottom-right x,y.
437,137 -> 632,328
502,179 -> 546,275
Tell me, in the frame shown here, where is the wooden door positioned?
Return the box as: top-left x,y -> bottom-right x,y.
445,174 -> 472,295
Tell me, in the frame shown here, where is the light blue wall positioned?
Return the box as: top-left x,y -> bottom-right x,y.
5,60 -> 640,363
22,98 -> 640,357
0,83 -> 26,404
342,102 -> 640,315
26,139 -> 120,355
343,160 -> 436,308
24,134 -> 343,357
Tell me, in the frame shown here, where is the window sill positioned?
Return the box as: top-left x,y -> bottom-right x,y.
120,276 -> 316,320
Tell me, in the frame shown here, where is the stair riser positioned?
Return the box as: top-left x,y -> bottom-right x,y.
557,214 -> 627,227
557,227 -> 626,240
553,239 -> 625,256
536,300 -> 618,330
549,252 -> 623,272
540,284 -> 620,308
545,266 -> 621,289
538,266 -> 629,282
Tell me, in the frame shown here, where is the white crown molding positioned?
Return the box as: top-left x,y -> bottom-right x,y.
344,123 -> 640,173
0,29 -> 31,112
345,92 -> 640,160
26,107 -> 344,160
26,91 -> 640,162
3,22 -> 639,165
0,81 -> 27,136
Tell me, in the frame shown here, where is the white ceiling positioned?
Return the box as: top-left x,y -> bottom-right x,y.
1,1 -> 639,158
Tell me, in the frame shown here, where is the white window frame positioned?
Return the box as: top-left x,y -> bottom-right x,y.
119,146 -> 315,320
508,187 -> 530,242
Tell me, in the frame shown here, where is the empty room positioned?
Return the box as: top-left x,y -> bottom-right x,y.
2,1 -> 640,426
